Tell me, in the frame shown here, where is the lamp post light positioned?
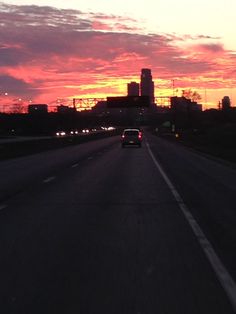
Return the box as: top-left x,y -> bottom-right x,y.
0,91 -> 9,113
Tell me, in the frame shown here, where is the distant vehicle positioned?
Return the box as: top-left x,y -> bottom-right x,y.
121,128 -> 142,147
101,126 -> 116,131
56,131 -> 66,137
70,130 -> 79,135
82,128 -> 90,133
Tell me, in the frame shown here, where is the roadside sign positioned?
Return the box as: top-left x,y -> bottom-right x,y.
107,96 -> 150,108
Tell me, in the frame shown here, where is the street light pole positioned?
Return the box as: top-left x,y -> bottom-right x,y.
0,91 -> 9,113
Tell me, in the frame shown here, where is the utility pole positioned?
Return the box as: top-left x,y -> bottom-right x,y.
172,79 -> 175,96
204,89 -> 207,108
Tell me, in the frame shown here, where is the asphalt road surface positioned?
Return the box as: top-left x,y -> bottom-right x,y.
0,131 -> 236,314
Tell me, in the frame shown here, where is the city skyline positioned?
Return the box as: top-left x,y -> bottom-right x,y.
0,1 -> 235,110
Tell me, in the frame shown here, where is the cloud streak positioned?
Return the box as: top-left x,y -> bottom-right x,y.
0,2 -> 235,108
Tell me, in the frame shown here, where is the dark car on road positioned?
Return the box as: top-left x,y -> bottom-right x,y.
121,128 -> 142,147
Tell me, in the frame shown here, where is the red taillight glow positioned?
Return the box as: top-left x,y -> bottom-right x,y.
122,134 -> 125,138
138,132 -> 142,139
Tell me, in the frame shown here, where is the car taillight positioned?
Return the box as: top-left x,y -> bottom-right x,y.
138,132 -> 142,139
122,134 -> 125,138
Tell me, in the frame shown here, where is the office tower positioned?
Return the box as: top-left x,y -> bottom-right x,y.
222,96 -> 231,110
127,81 -> 139,96
140,68 -> 155,103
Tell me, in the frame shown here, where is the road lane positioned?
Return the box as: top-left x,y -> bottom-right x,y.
0,136 -> 119,202
145,131 -> 236,288
0,133 -> 235,313
146,140 -> 236,310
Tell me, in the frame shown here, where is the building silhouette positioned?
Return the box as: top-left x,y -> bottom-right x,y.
170,96 -> 202,113
127,81 -> 139,96
140,68 -> 155,104
57,105 -> 76,114
28,104 -> 48,114
221,96 -> 231,111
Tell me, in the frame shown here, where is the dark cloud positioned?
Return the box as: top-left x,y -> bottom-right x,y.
0,75 -> 38,97
0,3 -> 87,29
197,43 -> 224,53
186,34 -> 221,41
196,35 -> 221,40
0,2 -> 225,68
0,2 -> 143,62
0,46 -> 29,66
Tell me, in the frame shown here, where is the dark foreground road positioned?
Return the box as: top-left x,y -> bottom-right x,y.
0,132 -> 236,313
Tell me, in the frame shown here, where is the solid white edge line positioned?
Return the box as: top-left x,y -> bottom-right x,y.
43,176 -> 55,183
146,141 -> 236,311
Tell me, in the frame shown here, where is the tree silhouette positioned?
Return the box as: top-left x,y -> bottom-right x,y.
182,89 -> 201,102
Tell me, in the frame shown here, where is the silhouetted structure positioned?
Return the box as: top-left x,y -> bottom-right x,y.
127,81 -> 139,96
140,68 -> 155,104
57,105 -> 76,114
170,96 -> 202,130
107,96 -> 150,108
221,96 -> 231,111
28,104 -> 48,114
170,97 -> 202,113
92,101 -> 107,113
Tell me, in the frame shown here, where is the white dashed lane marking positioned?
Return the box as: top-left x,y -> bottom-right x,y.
71,163 -> 79,168
43,176 -> 56,183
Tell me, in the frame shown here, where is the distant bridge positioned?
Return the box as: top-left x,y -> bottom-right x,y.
72,96 -> 171,110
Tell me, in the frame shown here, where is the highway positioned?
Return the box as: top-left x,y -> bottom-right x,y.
0,130 -> 236,313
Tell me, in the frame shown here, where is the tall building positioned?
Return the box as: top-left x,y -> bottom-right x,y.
222,96 -> 231,110
127,81 -> 139,96
140,68 -> 155,104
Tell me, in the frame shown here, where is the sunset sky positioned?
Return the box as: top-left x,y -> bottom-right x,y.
0,0 -> 236,111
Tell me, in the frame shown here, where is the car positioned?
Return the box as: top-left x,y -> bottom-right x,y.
69,130 -> 79,136
56,130 -> 66,137
82,128 -> 90,133
121,128 -> 142,147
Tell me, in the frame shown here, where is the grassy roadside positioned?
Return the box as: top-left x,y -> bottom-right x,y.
178,136 -> 236,165
151,125 -> 236,165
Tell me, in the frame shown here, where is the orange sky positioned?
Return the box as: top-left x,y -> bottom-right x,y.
0,2 -> 235,112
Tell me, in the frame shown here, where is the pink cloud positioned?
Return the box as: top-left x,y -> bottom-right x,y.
92,21 -> 112,31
